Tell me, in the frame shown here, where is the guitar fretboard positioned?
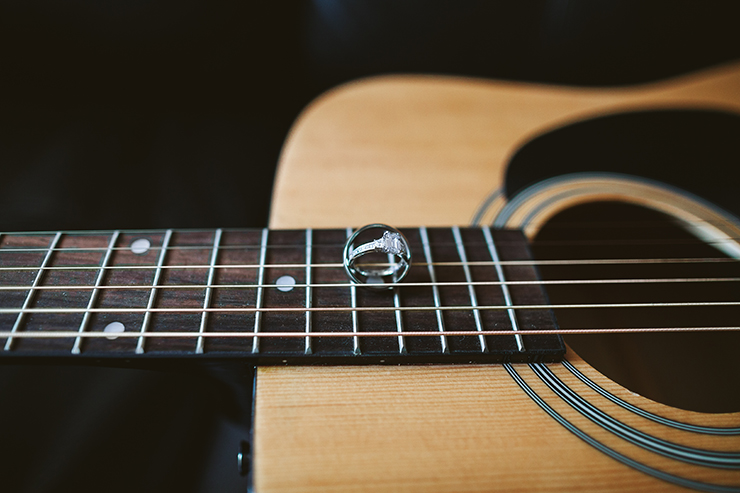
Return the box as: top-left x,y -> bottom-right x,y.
0,227 -> 564,364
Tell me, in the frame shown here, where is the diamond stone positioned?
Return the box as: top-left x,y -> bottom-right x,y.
378,231 -> 404,255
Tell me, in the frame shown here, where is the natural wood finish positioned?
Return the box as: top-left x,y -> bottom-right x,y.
255,364 -> 666,493
255,360 -> 740,493
257,63 -> 740,492
271,61 -> 740,229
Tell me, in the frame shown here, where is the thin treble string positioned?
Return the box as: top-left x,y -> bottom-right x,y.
3,236 -> 740,253
0,244 -> 372,253
2,300 -> 740,315
1,217 -> 736,236
519,219 -> 739,229
0,276 -> 736,293
1,327 -> 739,339
0,257 -> 737,272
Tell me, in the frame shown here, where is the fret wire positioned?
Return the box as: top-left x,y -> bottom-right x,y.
252,228 -> 268,354
135,229 -> 173,354
71,231 -> 120,354
4,326 -> 739,340
452,226 -> 487,353
419,227 -> 449,354
1,256 -> 735,273
305,229 -> 313,355
4,232 -> 62,351
0,276 -> 738,292
346,228 -> 360,355
196,228 -> 222,354
482,227 -> 525,351
391,256 -> 406,355
2,300 -> 740,315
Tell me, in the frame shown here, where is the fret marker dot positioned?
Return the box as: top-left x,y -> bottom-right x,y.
276,275 -> 296,292
130,238 -> 151,255
104,322 -> 125,340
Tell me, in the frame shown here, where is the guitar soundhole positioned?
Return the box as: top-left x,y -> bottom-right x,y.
531,201 -> 740,413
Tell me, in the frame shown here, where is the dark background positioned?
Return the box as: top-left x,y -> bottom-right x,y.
1,1 -> 739,492
3,1 -> 740,232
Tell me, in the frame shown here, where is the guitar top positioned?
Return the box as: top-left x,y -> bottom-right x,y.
255,62 -> 740,492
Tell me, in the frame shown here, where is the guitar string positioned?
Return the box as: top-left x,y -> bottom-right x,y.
3,229 -> 740,343
2,236 -> 740,253
0,216 -> 736,237
0,218 -> 727,236
0,276 -> 737,291
3,244 -> 734,301
3,302 -> 739,351
1,327 -> 739,339
1,300 -> 739,315
0,221 -> 719,237
0,256 -> 737,272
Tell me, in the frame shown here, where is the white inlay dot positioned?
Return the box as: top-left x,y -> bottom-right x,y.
130,238 -> 151,255
276,275 -> 296,292
104,321 -> 125,340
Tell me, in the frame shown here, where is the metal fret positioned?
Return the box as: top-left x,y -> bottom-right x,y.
304,228 -> 313,355
135,229 -> 173,354
346,227 -> 360,355
391,255 -> 407,354
195,228 -> 222,354
419,227 -> 449,354
0,227 -> 564,363
452,226 -> 488,353
252,228 -> 269,354
71,231 -> 120,354
4,232 -> 62,351
482,227 -> 525,351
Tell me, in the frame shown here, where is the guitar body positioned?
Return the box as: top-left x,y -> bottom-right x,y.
257,63 -> 740,491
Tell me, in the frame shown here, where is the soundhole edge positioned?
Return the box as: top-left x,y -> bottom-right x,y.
532,202 -> 740,414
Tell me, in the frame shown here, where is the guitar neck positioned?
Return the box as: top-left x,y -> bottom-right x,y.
0,226 -> 563,364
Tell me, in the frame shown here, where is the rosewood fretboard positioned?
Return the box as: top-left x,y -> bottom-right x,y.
0,227 -> 564,364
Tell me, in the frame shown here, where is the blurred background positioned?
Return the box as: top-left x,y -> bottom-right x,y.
1,1 -> 739,491
2,0 -> 740,232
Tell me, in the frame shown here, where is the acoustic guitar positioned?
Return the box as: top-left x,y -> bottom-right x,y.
2,62 -> 740,492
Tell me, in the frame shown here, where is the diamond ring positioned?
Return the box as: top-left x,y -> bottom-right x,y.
343,224 -> 411,289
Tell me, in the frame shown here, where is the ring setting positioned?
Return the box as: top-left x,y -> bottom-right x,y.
343,224 -> 411,289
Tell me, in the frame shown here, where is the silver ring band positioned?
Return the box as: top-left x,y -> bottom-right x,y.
343,224 -> 411,288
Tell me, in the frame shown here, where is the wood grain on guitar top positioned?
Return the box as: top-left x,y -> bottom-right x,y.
257,63 -> 740,492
